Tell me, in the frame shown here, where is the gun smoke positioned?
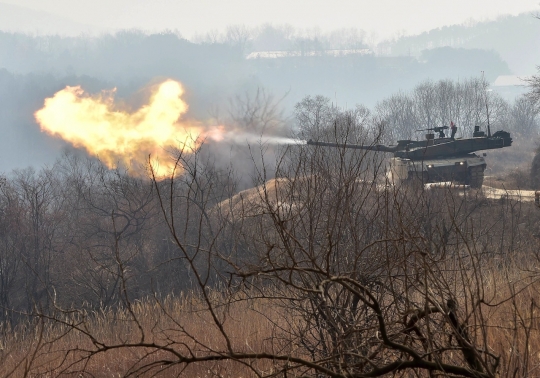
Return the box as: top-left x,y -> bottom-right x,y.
216,132 -> 306,146
35,79 -> 303,178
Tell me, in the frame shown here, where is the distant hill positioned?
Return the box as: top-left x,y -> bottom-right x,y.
379,13 -> 540,75
0,2 -> 99,36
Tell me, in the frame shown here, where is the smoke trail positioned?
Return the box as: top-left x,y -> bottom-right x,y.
210,130 -> 306,145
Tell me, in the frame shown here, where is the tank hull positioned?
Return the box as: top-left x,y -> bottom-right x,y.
389,154 -> 486,188
307,129 -> 510,190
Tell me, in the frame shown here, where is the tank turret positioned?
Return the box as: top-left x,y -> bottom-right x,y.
307,127 -> 512,188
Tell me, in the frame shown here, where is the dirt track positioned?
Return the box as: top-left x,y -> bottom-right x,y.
481,186 -> 537,202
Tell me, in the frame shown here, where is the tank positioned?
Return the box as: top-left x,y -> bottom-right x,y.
307,126 -> 513,188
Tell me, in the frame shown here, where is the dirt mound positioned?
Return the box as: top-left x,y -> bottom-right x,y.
214,178 -> 294,220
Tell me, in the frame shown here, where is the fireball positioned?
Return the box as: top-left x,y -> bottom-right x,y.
35,80 -> 209,178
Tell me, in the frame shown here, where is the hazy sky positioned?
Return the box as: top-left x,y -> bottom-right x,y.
1,0 -> 538,40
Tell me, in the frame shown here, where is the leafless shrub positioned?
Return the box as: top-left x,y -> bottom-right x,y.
2,88 -> 540,377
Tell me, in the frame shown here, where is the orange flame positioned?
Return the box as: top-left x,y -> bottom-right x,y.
35,80 -> 213,178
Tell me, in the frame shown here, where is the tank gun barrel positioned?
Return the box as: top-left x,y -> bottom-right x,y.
306,139 -> 400,152
307,129 -> 512,159
306,127 -> 512,189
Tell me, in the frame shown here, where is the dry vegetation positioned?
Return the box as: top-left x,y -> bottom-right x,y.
2,269 -> 540,377
2,138 -> 540,377
1,293 -> 284,377
1,78 -> 540,377
483,137 -> 538,190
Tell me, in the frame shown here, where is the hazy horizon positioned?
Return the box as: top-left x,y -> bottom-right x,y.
0,1 -> 538,173
0,0 -> 538,41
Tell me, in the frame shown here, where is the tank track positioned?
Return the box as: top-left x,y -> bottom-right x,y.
468,166 -> 485,188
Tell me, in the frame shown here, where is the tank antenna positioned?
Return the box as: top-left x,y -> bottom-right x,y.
481,71 -> 492,137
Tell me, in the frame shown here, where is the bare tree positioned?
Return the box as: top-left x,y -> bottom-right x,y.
526,69 -> 540,112
224,24 -> 253,54
18,108 -> 540,377
3,92 -> 540,377
375,77 -> 512,141
375,92 -> 416,141
510,95 -> 539,138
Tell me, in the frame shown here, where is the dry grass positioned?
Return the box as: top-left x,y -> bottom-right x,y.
3,170 -> 540,376
1,262 -> 540,377
485,276 -> 540,376
0,292 -> 286,377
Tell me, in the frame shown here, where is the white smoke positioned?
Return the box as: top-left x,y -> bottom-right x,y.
210,130 -> 306,145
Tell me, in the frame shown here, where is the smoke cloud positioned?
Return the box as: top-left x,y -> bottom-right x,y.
35,79 -> 300,179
